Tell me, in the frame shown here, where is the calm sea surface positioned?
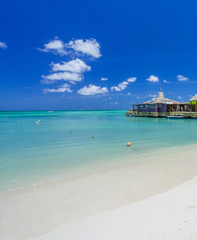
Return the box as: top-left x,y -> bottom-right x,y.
1,110 -> 197,192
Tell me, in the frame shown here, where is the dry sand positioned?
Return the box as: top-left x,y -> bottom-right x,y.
29,177 -> 197,240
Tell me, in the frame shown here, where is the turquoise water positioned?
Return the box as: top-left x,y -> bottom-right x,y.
1,110 -> 197,192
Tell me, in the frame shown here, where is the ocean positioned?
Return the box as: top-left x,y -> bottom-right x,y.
1,110 -> 197,192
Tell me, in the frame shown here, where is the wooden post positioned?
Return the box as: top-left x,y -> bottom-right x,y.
195,104 -> 197,112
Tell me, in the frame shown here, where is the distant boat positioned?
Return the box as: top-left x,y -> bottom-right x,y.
167,115 -> 184,119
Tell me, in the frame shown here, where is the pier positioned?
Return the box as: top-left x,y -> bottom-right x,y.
125,110 -> 197,118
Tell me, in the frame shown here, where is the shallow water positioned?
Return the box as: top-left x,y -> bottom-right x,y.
1,110 -> 197,192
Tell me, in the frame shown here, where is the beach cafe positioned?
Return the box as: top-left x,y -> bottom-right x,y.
126,92 -> 197,118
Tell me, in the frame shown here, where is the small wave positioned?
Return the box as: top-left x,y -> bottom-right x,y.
0,176 -> 65,194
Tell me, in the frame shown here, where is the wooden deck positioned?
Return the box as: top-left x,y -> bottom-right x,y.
125,110 -> 197,118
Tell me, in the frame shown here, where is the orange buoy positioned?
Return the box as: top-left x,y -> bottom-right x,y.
127,142 -> 132,147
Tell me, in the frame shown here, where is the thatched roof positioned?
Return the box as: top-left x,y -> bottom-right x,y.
189,94 -> 197,101
141,92 -> 181,105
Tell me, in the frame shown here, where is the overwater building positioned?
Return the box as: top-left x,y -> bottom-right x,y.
189,94 -> 197,112
126,92 -> 197,118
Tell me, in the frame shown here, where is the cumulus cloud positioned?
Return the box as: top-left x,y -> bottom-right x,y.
43,83 -> 72,94
101,77 -> 108,81
39,37 -> 102,94
38,37 -> 101,58
146,75 -> 159,83
177,75 -> 189,82
68,39 -> 101,58
111,81 -> 129,92
177,96 -> 182,99
41,72 -> 83,84
51,58 -> 91,73
42,58 -> 91,84
38,38 -> 67,56
78,84 -> 108,95
127,77 -> 137,83
163,80 -> 171,84
0,42 -> 8,49
149,94 -> 157,98
111,77 -> 136,92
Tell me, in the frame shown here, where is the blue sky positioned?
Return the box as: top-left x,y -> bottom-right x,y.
1,0 -> 197,110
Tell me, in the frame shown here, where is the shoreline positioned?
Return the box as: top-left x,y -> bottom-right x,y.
1,143 -> 197,239
29,176 -> 197,240
1,141 -> 197,194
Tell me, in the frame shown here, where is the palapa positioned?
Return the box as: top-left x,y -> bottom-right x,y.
142,92 -> 181,105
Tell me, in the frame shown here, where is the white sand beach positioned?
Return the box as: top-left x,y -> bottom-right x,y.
29,177 -> 197,240
1,144 -> 197,240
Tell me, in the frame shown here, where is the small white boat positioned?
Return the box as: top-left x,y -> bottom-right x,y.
167,115 -> 184,119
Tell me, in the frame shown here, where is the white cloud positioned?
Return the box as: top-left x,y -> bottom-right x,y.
68,39 -> 101,58
163,80 -> 171,84
0,42 -> 8,49
111,77 -> 136,92
127,92 -> 131,95
41,72 -> 83,84
146,75 -> 159,83
38,37 -> 101,58
51,58 -> 91,73
177,75 -> 189,82
101,77 -> 108,81
110,101 -> 118,105
39,37 -> 102,94
111,81 -> 129,92
38,38 -> 67,56
178,96 -> 182,99
43,83 -> 72,94
42,59 -> 91,85
127,77 -> 137,83
149,94 -> 157,98
78,84 -> 108,95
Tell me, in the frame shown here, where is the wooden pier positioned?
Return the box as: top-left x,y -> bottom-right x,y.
125,110 -> 197,118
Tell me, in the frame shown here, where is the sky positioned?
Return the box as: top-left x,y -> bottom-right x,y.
1,0 -> 197,110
